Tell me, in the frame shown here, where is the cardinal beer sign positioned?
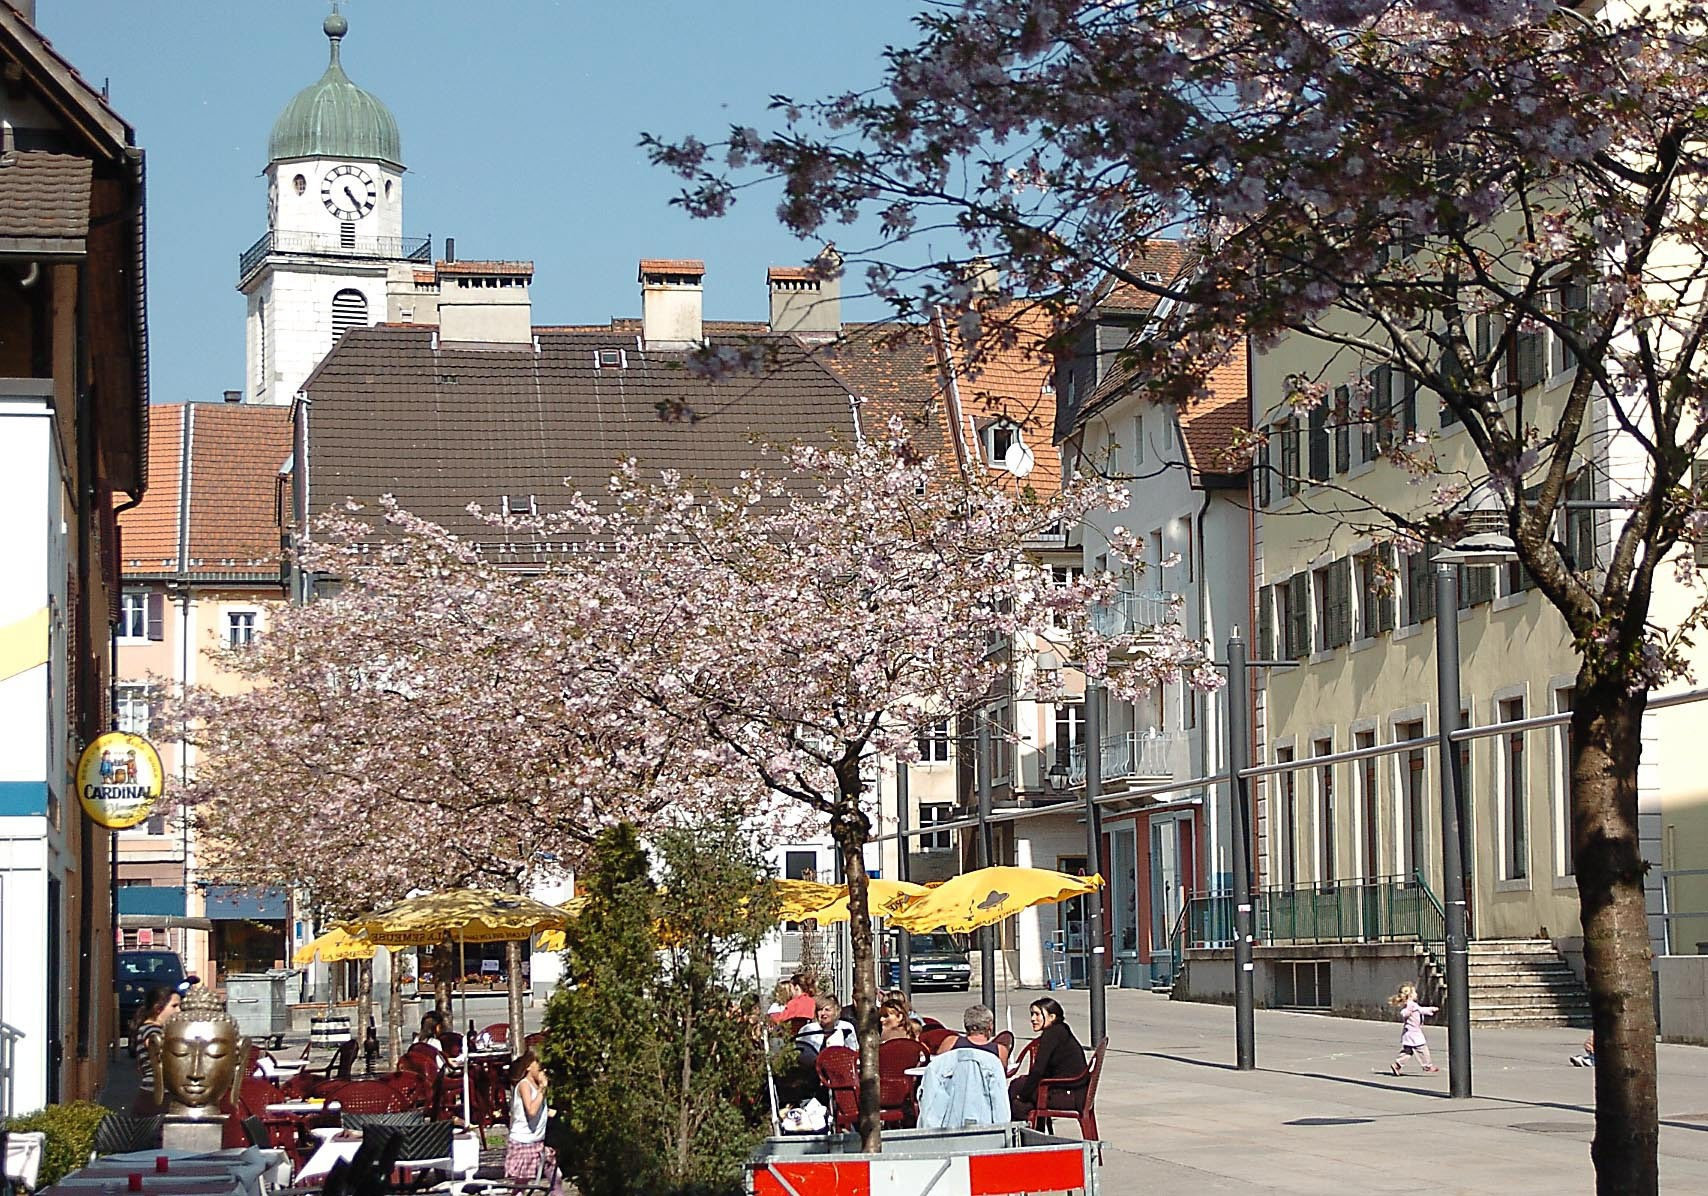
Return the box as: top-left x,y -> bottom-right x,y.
76,731 -> 165,829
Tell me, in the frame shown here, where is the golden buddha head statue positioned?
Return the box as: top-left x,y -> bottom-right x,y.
148,985 -> 246,1116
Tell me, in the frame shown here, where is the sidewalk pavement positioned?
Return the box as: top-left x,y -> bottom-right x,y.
909,987 -> 1708,1195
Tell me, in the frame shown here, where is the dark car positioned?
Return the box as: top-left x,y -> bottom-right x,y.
883,930 -> 972,991
117,949 -> 187,1036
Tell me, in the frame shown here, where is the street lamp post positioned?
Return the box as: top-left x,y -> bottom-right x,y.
976,715 -> 997,1008
896,761 -> 912,1003
1084,679 -> 1108,1046
1433,560 -> 1474,1098
1225,631 -> 1257,1070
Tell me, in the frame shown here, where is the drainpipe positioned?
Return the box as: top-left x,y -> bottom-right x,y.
1194,489 -> 1216,885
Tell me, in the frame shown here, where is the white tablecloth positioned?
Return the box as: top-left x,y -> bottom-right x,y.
5,1132 -> 44,1190
48,1147 -> 278,1196
294,1129 -> 478,1185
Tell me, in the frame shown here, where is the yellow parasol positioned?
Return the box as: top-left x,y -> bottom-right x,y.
773,878 -> 842,921
797,878 -> 929,924
339,889 -> 570,946
888,866 -> 1104,934
292,927 -> 377,967
533,897 -> 588,953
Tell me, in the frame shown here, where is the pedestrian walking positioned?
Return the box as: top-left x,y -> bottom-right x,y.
1389,983 -> 1440,1075
1570,1033 -> 1596,1067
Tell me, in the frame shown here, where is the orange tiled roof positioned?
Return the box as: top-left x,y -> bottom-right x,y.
1177,340 -> 1251,482
638,258 -> 706,276
767,266 -> 818,282
120,406 -> 184,572
936,302 -> 1065,495
816,323 -> 958,469
117,403 -> 293,579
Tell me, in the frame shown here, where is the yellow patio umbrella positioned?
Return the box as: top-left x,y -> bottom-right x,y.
888,866 -> 1104,934
773,878 -> 842,921
797,878 -> 930,923
292,926 -> 377,967
533,897 -> 588,953
341,889 -> 570,1123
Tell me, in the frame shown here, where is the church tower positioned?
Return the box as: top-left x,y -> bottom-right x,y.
238,11 -> 424,405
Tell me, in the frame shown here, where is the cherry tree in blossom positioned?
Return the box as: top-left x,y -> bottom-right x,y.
649,3 -> 1708,1184
504,429 -> 1214,1148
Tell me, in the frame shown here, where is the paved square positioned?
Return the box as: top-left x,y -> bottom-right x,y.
910,988 -> 1708,1194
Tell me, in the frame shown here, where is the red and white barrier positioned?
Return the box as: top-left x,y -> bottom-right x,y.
746,1127 -> 1096,1196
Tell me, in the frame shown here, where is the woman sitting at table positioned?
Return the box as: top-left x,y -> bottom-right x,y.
504,1052 -> 562,1196
880,999 -> 920,1044
1008,997 -> 1087,1120
130,987 -> 180,1113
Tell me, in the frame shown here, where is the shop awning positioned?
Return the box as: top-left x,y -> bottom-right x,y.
118,886 -> 186,918
205,885 -> 288,921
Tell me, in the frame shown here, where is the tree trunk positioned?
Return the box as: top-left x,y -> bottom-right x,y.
1573,679 -> 1658,1194
505,939 -> 526,1057
387,949 -> 404,1066
831,765 -> 882,1152
434,938 -> 454,1019
354,957 -> 374,1062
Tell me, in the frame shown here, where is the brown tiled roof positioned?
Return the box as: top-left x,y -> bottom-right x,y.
937,303 -> 1065,495
595,318 -> 769,337
411,269 -> 436,285
119,406 -> 184,573
0,151 -> 91,241
301,327 -> 861,540
1088,241 -> 1193,313
815,323 -> 957,470
767,266 -> 817,281
117,403 -> 292,579
436,259 -> 533,277
638,258 -> 705,276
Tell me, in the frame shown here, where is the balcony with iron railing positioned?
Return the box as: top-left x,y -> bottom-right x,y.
1089,589 -> 1180,641
1066,729 -> 1181,786
239,229 -> 432,280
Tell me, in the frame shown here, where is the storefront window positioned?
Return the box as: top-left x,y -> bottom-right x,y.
1111,828 -> 1138,979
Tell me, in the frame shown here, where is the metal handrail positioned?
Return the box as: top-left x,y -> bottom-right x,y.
239,229 -> 432,277
1089,589 -> 1180,637
1176,873 -> 1443,954
1066,730 -> 1179,785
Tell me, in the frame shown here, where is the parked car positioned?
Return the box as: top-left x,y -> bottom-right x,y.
116,949 -> 188,1036
883,930 -> 972,991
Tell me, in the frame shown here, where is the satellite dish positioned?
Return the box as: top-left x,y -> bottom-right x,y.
1003,441 -> 1035,478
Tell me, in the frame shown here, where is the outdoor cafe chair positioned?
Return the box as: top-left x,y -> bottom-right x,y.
1004,1038 -> 1038,1079
813,1046 -> 860,1133
477,1024 -> 509,1047
323,1078 -> 411,1115
877,1039 -> 929,1128
918,1025 -> 955,1053
1024,1036 -> 1106,1141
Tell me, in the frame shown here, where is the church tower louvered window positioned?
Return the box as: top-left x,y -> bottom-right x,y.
331,288 -> 368,344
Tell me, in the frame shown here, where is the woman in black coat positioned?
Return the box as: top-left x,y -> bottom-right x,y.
1009,997 -> 1088,1120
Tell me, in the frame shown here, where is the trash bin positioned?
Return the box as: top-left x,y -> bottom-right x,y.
225,970 -> 291,1040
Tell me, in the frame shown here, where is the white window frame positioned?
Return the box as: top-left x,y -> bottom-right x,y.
225,609 -> 259,649
918,803 -> 954,852
116,681 -> 151,736
918,719 -> 952,764
1493,685 -> 1532,890
1549,679 -> 1578,886
118,591 -> 148,641
1389,708 -> 1430,884
983,420 -> 1022,468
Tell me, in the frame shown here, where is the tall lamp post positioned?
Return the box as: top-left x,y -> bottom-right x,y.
896,762 -> 912,1003
1083,679 -> 1108,1046
976,715 -> 997,1008
1431,524 -> 1517,1100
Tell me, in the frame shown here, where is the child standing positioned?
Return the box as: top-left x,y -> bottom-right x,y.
1389,983 -> 1440,1075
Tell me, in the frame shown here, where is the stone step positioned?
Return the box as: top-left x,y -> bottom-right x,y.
1469,939 -> 1561,951
1471,983 -> 1588,999
1472,1013 -> 1593,1028
1467,961 -> 1577,975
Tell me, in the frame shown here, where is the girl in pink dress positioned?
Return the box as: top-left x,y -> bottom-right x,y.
1389,983 -> 1440,1074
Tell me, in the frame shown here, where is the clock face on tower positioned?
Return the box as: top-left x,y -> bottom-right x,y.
321,164 -> 377,220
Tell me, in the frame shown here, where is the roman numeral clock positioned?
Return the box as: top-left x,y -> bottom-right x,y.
321,164 -> 377,220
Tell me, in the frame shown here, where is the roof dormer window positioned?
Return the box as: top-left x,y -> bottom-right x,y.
982,418 -> 1022,468
594,348 -> 627,369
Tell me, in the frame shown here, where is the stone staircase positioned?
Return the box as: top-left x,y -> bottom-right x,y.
1465,939 -> 1591,1027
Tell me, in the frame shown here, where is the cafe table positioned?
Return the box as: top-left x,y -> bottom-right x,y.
43,1147 -> 282,1196
293,1128 -> 479,1186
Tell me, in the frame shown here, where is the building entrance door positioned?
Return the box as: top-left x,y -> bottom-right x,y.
1057,855 -> 1089,986
1148,820 -> 1185,981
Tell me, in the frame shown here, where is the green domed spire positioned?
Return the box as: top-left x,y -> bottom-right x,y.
267,12 -> 402,169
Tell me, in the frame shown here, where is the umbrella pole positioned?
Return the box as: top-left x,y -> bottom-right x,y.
461,931 -> 473,1126
754,948 -> 781,1135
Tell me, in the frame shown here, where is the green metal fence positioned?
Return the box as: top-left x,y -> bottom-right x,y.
1171,874 -> 1446,979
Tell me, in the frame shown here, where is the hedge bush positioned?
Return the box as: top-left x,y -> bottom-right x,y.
6,1100 -> 114,1184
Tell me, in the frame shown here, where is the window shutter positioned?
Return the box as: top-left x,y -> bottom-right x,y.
146,591 -> 165,641
1257,585 -> 1275,662
1331,558 -> 1353,648
331,289 -> 369,344
1371,365 -> 1393,451
1288,574 -> 1310,659
1308,402 -> 1330,482
1257,440 -> 1272,508
1333,386 -> 1350,473
1399,370 -> 1418,437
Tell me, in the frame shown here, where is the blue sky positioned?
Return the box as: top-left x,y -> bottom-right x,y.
42,1 -> 928,404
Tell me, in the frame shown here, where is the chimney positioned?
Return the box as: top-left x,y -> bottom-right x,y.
639,259 -> 705,349
436,260 -> 533,344
223,390 -> 241,404
444,237 -> 456,264
768,245 -> 842,343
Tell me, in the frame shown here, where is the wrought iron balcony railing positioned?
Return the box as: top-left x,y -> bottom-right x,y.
1066,730 -> 1180,786
239,230 -> 432,279
1088,589 -> 1180,639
